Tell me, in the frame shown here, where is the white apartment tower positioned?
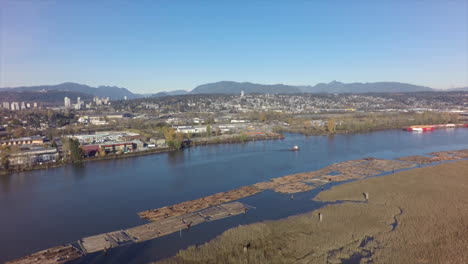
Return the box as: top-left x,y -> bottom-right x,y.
64,97 -> 71,107
11,102 -> 19,111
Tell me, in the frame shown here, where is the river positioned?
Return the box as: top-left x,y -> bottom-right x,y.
1,129 -> 467,263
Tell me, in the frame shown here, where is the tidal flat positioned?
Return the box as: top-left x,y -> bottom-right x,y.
157,160 -> 468,264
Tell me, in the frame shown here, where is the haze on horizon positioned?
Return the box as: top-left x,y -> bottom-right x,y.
1,0 -> 467,93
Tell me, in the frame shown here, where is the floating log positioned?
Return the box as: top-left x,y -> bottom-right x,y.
7,202 -> 251,264
5,245 -> 82,264
139,187 -> 262,222
272,182 -> 315,194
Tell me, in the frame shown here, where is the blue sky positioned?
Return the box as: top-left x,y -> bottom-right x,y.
1,0 -> 467,93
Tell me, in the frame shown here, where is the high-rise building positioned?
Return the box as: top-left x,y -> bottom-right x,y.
241,91 -> 245,97
11,102 -> 19,111
2,102 -> 10,110
21,102 -> 26,110
124,96 -> 127,101
26,103 -> 31,108
74,97 -> 82,110
33,102 -> 38,108
64,97 -> 71,107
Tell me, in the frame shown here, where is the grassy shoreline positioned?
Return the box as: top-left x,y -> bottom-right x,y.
156,160 -> 468,264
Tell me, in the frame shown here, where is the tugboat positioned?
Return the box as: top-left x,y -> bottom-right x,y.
290,145 -> 300,151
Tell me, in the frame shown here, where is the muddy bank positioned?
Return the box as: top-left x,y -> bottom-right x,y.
156,161 -> 468,264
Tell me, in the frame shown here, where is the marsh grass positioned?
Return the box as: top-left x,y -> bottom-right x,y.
156,161 -> 468,264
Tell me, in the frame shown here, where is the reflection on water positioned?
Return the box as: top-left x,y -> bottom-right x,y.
1,129 -> 468,263
0,174 -> 11,193
167,150 -> 185,168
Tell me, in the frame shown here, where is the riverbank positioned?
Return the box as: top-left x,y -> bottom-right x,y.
0,133 -> 284,176
0,147 -> 177,176
191,133 -> 284,146
156,160 -> 468,264
278,124 -> 467,136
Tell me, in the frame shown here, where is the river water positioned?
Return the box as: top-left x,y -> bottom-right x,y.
1,129 -> 467,263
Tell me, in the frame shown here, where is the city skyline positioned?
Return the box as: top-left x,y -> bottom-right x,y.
1,0 -> 467,93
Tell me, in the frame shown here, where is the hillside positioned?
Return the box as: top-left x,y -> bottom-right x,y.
300,81 -> 433,93
447,87 -> 468,92
0,90 -> 93,105
190,81 -> 434,94
0,82 -> 141,100
151,90 -> 190,97
1,81 -> 451,102
191,81 -> 302,94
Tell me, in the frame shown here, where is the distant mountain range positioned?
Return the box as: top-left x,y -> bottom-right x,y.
150,81 -> 439,97
0,82 -> 139,100
191,81 -> 302,94
151,90 -> 190,97
1,81 -> 466,103
0,90 -> 93,104
445,86 -> 468,92
299,81 -> 433,93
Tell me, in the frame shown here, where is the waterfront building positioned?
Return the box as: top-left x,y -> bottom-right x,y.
81,141 -> 136,156
9,148 -> 58,166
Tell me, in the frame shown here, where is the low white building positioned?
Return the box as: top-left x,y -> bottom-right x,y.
231,119 -> 249,123
174,126 -> 207,134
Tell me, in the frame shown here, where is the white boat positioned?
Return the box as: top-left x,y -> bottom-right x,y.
290,145 -> 300,151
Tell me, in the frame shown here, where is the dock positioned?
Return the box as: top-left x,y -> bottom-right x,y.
6,202 -> 251,264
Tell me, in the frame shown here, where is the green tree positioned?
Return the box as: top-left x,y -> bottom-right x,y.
206,125 -> 212,137
0,146 -> 10,170
67,138 -> 84,163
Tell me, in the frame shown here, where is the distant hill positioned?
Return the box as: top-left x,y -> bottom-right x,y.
0,90 -> 93,104
446,87 -> 468,92
189,81 -> 434,95
151,90 -> 190,97
2,81 -> 454,103
299,81 -> 433,93
191,81 -> 302,94
0,82 -> 142,100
